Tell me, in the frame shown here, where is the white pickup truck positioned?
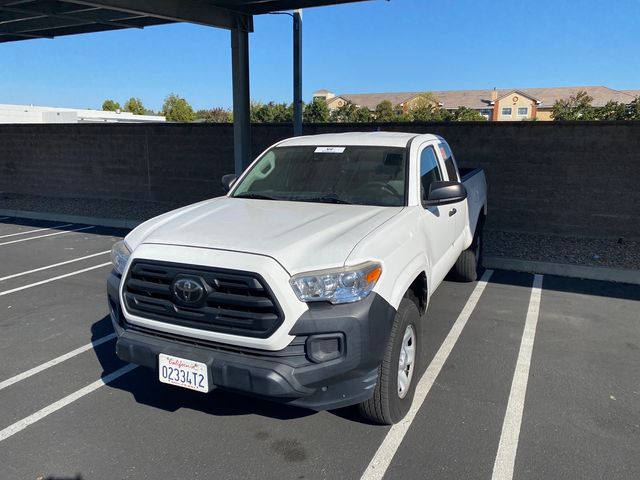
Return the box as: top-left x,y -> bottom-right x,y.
108,132 -> 487,424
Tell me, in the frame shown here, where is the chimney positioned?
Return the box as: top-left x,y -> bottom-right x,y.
491,87 -> 498,103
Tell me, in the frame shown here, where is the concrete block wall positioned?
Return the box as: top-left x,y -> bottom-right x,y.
0,124 -> 235,203
1,122 -> 639,239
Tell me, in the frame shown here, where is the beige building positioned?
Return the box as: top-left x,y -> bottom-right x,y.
313,86 -> 639,121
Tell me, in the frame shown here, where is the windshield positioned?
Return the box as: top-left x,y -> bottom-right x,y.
231,145 -> 407,207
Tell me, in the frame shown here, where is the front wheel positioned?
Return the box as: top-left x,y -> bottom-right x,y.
358,298 -> 421,425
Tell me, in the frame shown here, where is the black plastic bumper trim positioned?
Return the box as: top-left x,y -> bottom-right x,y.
108,270 -> 397,410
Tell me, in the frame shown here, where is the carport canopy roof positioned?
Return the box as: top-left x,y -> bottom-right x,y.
0,0 -> 368,42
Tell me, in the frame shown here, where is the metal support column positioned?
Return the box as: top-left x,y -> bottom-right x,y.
293,9 -> 303,136
231,27 -> 251,174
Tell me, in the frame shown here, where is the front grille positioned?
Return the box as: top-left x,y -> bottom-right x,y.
123,260 -> 284,338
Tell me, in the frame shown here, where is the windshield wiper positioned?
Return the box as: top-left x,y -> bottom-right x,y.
234,193 -> 279,201
294,195 -> 352,205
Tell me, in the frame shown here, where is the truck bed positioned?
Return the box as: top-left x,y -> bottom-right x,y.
459,167 -> 483,181
459,167 -> 487,240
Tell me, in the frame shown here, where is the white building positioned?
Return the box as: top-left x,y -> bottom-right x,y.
0,103 -> 166,124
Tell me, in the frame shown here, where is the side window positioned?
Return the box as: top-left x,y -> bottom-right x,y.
420,146 -> 442,202
438,142 -> 459,181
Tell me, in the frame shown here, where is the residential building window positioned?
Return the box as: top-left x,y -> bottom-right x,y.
517,107 -> 528,116
480,109 -> 492,119
501,107 -> 512,116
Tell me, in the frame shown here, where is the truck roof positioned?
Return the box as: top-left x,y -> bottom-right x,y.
278,131 -> 441,148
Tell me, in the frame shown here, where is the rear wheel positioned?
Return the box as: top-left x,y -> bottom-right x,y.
451,218 -> 484,282
358,298 -> 421,425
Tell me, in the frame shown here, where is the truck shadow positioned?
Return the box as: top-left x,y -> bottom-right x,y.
481,267 -> 640,301
90,317 -> 316,421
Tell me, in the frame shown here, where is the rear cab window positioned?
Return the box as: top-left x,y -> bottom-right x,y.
438,141 -> 459,181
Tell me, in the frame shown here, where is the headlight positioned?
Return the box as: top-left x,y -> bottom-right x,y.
110,240 -> 131,275
290,262 -> 382,304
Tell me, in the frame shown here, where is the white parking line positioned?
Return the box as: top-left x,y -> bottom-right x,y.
0,333 -> 117,392
361,269 -> 494,480
0,250 -> 110,282
0,363 -> 137,442
0,262 -> 111,297
0,225 -> 94,246
491,274 -> 543,480
0,223 -> 73,239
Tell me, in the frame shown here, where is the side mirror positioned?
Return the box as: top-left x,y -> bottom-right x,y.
221,174 -> 238,193
424,181 -> 467,206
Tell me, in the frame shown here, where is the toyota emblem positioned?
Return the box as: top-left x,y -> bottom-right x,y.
173,277 -> 205,304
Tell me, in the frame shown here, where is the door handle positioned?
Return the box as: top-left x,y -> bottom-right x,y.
449,208 -> 457,217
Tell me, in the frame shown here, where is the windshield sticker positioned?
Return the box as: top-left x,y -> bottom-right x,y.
314,146 -> 346,154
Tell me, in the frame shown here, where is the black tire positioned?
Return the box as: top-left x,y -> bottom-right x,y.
358,298 -> 421,425
451,218 -> 484,282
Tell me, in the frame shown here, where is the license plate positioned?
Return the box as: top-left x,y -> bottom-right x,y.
158,353 -> 209,393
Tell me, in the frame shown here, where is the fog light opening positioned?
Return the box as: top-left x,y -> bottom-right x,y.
306,334 -> 345,363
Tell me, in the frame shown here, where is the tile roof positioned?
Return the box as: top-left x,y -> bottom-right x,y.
522,86 -> 636,107
334,86 -> 638,110
336,92 -> 420,109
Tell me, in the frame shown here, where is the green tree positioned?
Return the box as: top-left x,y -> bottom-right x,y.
408,104 -> 437,121
407,92 -> 438,121
352,106 -> 373,123
196,107 -> 232,123
407,92 -> 456,121
434,109 -> 454,121
374,100 -> 397,122
102,99 -> 120,111
330,103 -> 376,123
303,98 -> 330,123
596,101 -> 627,120
123,97 -> 146,115
162,94 -> 196,122
250,102 -> 268,122
451,106 -> 487,121
626,97 -> 640,120
551,91 -> 596,120
330,102 -> 358,122
270,102 -> 293,122
251,102 -> 292,123
394,109 -> 413,122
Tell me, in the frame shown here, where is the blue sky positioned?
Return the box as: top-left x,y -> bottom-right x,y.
1,0 -> 639,111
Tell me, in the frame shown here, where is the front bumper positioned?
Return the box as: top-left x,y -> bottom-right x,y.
108,271 -> 396,410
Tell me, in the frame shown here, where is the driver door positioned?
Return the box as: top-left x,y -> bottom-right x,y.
417,142 -> 459,286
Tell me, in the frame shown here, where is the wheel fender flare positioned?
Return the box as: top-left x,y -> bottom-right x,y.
385,252 -> 431,311
463,208 -> 486,251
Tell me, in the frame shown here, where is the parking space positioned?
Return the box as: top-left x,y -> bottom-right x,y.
0,217 -> 638,480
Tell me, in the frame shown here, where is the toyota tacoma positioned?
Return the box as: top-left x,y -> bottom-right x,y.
108,132 -> 487,424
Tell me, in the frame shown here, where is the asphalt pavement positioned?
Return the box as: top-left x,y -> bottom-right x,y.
0,217 -> 638,480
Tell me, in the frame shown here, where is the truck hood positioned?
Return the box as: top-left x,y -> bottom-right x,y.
127,197 -> 402,274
